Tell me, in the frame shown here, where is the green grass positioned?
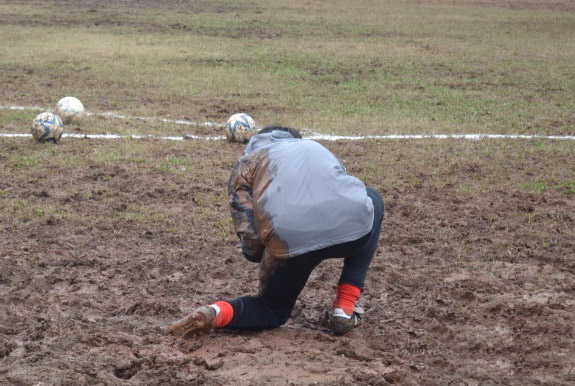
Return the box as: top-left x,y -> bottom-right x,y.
159,156 -> 193,174
348,139 -> 575,196
522,180 -> 575,194
0,110 -> 30,125
0,0 -> 574,135
0,0 -> 573,244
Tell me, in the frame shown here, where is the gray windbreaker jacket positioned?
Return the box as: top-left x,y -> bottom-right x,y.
228,130 -> 374,260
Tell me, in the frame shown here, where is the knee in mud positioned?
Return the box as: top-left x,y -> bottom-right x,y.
269,309 -> 291,327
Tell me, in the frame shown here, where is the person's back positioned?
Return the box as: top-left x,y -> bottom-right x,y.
243,134 -> 374,258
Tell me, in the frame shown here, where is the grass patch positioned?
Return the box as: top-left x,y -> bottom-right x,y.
0,198 -> 66,222
0,109 -> 33,127
0,0 -> 573,135
522,180 -> 575,195
9,155 -> 41,168
158,156 -> 193,174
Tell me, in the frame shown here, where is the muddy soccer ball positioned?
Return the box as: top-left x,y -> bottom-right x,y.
225,113 -> 256,143
31,112 -> 64,143
53,96 -> 85,124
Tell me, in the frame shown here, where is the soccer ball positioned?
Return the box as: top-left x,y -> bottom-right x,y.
31,112 -> 64,143
225,113 -> 256,143
53,96 -> 85,124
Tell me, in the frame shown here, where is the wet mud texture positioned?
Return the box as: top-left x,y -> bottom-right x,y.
1,139 -> 574,385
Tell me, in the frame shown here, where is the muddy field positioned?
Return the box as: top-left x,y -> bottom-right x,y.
1,0 -> 574,383
0,136 -> 573,385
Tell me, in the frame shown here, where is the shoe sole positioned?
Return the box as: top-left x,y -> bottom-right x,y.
329,315 -> 360,335
167,312 -> 212,339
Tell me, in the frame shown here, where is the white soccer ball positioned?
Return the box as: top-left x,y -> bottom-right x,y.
30,112 -> 64,143
53,96 -> 85,124
225,113 -> 256,143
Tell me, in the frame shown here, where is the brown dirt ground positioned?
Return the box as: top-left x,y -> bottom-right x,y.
0,136 -> 574,385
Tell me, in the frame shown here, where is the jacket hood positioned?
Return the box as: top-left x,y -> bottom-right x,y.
244,131 -> 297,155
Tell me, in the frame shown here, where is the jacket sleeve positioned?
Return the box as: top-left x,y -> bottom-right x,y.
228,160 -> 264,262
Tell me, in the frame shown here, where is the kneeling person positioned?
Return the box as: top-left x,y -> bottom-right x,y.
168,126 -> 384,337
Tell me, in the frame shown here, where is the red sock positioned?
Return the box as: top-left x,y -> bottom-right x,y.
211,301 -> 234,328
333,283 -> 361,315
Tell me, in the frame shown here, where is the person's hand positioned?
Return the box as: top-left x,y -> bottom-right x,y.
242,242 -> 263,262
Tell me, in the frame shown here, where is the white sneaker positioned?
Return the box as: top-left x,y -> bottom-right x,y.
328,306 -> 364,335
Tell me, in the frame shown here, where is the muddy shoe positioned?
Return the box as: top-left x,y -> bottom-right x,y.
328,307 -> 364,335
167,306 -> 216,339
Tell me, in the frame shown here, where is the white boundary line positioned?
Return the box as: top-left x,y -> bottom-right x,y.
307,133 -> 575,141
0,133 -> 226,141
2,105 -> 574,141
2,133 -> 575,141
0,105 -> 225,128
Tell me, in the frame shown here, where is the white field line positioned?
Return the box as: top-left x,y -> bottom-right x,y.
307,133 -> 575,141
2,105 -> 575,141
0,105 -> 224,127
2,132 -> 575,141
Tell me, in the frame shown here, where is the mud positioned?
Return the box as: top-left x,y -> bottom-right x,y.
0,138 -> 574,385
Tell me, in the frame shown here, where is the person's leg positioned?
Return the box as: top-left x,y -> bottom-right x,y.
226,252 -> 324,330
168,188 -> 384,337
167,251 -> 327,337
326,188 -> 384,333
338,187 -> 384,289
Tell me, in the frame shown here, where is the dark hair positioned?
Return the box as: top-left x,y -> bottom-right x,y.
258,125 -> 302,139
